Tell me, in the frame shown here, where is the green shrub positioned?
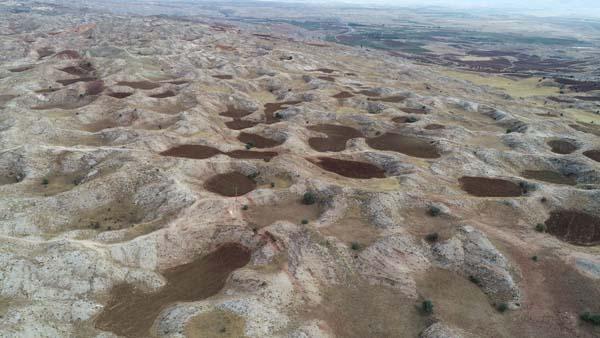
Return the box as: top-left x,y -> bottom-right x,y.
497,303 -> 509,313
580,312 -> 600,326
531,255 -> 538,262
350,242 -> 361,251
245,142 -> 254,149
425,232 -> 439,243
301,219 -> 309,225
270,182 -> 275,188
469,275 -> 481,286
41,178 -> 49,185
406,116 -> 418,123
242,205 -> 249,211
421,300 -> 434,315
535,223 -> 547,233
302,192 -> 316,205
428,206 -> 441,217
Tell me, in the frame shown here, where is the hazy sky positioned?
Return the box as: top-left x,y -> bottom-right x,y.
265,0 -> 600,17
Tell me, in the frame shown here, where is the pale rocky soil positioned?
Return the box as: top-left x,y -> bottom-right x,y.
0,3 -> 599,338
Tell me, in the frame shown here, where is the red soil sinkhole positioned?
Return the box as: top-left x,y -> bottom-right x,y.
424,124 -> 445,130
106,92 -> 133,99
400,107 -> 428,115
521,170 -> 576,186
366,132 -> 440,159
9,65 -> 33,72
149,90 -> 176,99
583,150 -> 600,162
308,124 -> 363,152
392,116 -> 419,124
56,77 -> 97,86
264,101 -> 302,123
220,106 -> 254,118
459,176 -> 524,197
212,75 -> 233,80
545,210 -> 600,246
116,81 -> 161,90
368,95 -> 407,103
309,157 -> 386,179
547,139 -> 578,154
160,145 -> 277,162
94,243 -> 251,338
238,132 -> 283,148
204,172 -> 257,197
332,91 -> 354,99
225,119 -> 259,130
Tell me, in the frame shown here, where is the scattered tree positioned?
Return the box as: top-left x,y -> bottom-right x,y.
302,192 -> 316,205
535,223 -> 547,233
421,300 -> 434,315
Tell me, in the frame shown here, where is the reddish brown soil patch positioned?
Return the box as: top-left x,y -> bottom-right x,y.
459,176 -> 523,197
160,145 -> 222,159
368,95 -> 407,103
308,124 -> 363,152
570,123 -> 600,137
392,116 -> 418,123
264,101 -> 302,123
9,66 -> 33,72
37,47 -> 54,59
244,200 -> 321,229
309,157 -> 386,179
521,170 -> 576,186
356,89 -> 380,97
318,76 -> 335,82
56,77 -> 97,86
238,132 -> 283,148
94,243 -> 251,338
212,75 -> 233,80
116,81 -> 160,90
545,210 -> 600,246
35,88 -> 59,94
535,112 -> 561,118
149,90 -> 176,99
59,62 -> 94,76
165,80 -> 189,85
204,172 -> 257,197
106,92 -> 133,99
400,107 -> 428,114
332,91 -> 354,99
424,124 -> 445,130
547,139 -> 578,154
54,50 -> 81,59
216,44 -> 237,51
225,119 -> 259,130
226,150 -> 278,162
583,150 -> 600,162
220,106 -> 253,118
85,80 -> 104,95
366,132 -> 440,159
314,68 -> 335,74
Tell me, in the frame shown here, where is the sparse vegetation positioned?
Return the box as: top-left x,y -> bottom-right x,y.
302,192 -> 316,205
428,205 -> 441,217
42,178 -> 49,185
425,232 -> 439,242
350,242 -> 361,251
535,223 -> 547,232
469,275 -> 481,285
242,205 -> 248,211
497,303 -> 509,313
245,142 -> 254,149
421,300 -> 434,315
301,219 -> 309,224
580,312 -> 600,326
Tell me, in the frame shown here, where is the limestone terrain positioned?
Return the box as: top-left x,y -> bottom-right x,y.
0,3 -> 599,338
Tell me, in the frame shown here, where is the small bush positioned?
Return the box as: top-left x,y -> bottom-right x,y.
531,255 -> 538,262
350,242 -> 361,251
469,275 -> 481,286
242,205 -> 248,211
535,223 -> 547,233
428,206 -> 441,217
425,232 -> 439,243
41,178 -> 49,185
270,182 -> 275,188
421,300 -> 434,315
302,192 -> 316,205
540,197 -> 547,203
406,116 -> 418,123
497,303 -> 509,313
301,219 -> 309,225
245,142 -> 254,150
580,312 -> 600,326
506,128 -> 512,134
